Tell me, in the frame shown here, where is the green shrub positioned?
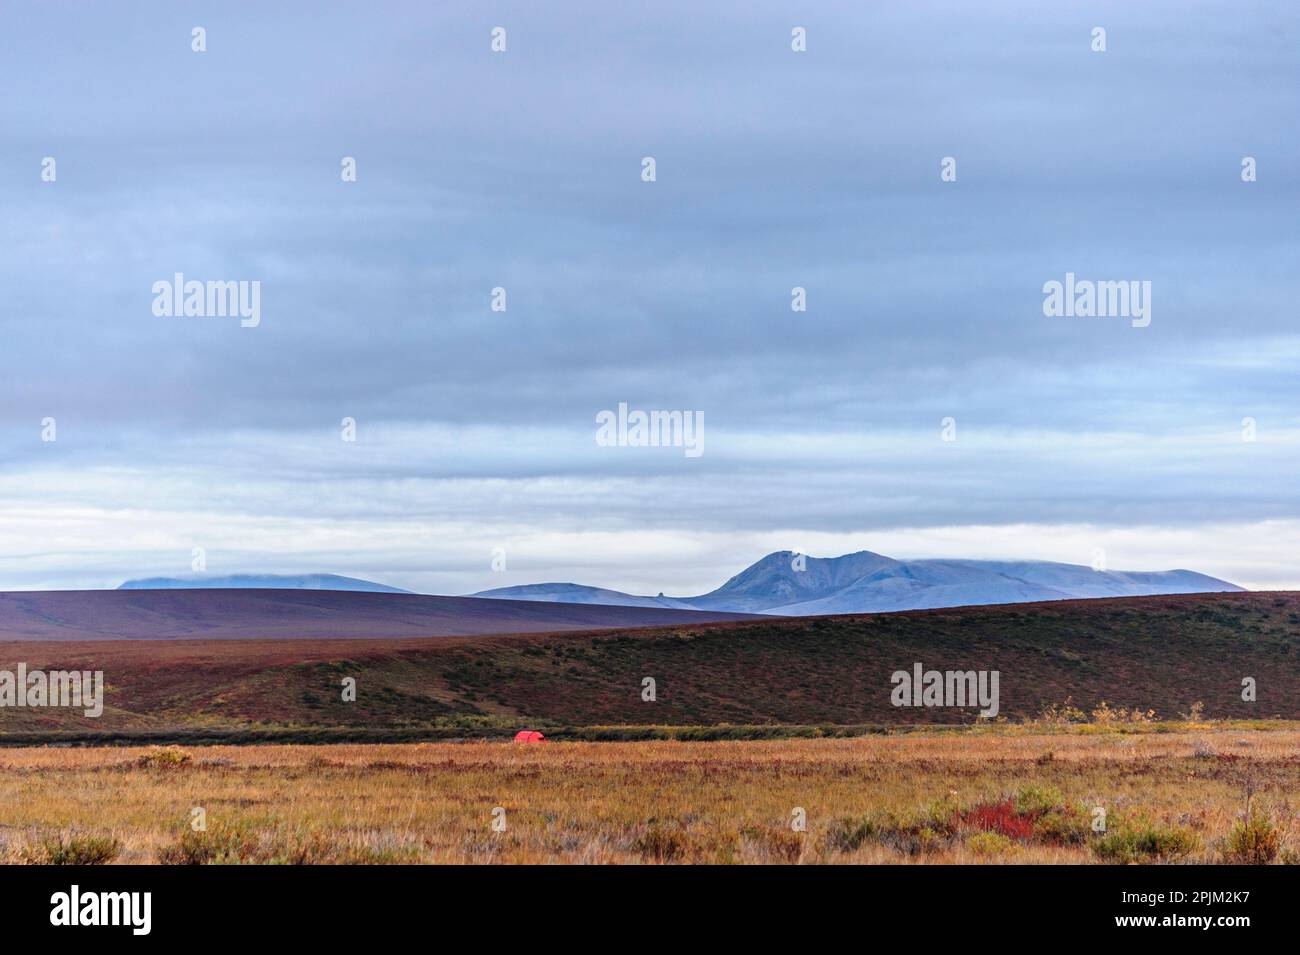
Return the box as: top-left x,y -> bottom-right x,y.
823,815 -> 879,853
967,831 -> 1016,857
1093,823 -> 1199,863
907,826 -> 947,855
1034,806 -> 1092,846
1222,813 -> 1280,865
923,794 -> 962,828
1015,784 -> 1064,817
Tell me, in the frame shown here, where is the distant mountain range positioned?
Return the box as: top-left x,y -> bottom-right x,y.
116,550 -> 1244,617
473,549 -> 1243,615
118,574 -> 412,594
468,582 -> 699,611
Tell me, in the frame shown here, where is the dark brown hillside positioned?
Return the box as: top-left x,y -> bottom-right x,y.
0,592 -> 1296,736
0,588 -> 758,641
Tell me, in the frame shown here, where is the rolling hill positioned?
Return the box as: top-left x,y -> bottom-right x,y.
473,549 -> 1243,615
1,591 -> 1294,736
0,589 -> 758,642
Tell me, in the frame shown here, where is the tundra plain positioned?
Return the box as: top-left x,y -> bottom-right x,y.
1,730 -> 1296,865
2,591 -> 1296,866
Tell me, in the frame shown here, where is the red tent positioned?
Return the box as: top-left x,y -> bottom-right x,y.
513,730 -> 546,743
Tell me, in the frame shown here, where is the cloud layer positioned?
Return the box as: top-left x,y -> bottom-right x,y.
0,1 -> 1296,593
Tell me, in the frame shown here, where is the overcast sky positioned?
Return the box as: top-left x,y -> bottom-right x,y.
0,1 -> 1297,594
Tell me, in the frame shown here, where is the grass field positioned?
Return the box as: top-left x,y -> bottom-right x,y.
2,727 -> 1297,864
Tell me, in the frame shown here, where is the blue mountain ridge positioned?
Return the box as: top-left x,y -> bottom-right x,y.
118,573 -> 412,595
472,549 -> 1243,615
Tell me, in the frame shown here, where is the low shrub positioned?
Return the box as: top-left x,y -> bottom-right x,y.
1014,784 -> 1064,817
1035,698 -> 1087,725
1222,813 -> 1280,865
1034,805 -> 1092,846
136,747 -> 191,769
1093,822 -> 1200,863
157,821 -> 260,865
739,825 -> 804,864
630,825 -> 698,863
967,831 -> 1017,857
823,810 -> 953,857
959,798 -> 1036,840
1091,701 -> 1157,724
823,816 -> 878,853
22,833 -> 120,865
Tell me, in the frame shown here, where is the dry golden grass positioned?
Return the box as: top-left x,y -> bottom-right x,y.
1,729 -> 1296,864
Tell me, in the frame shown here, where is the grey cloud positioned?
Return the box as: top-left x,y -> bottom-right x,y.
0,0 -> 1295,590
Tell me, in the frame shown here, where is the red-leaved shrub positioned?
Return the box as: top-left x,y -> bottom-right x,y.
957,798 -> 1036,841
